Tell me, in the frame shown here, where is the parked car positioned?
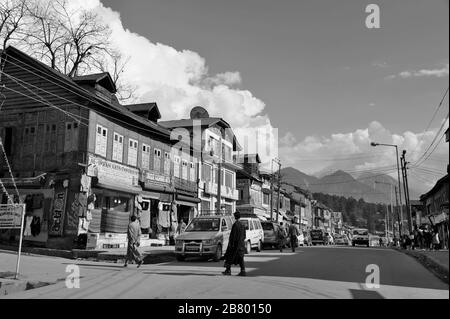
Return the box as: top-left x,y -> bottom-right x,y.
261,221 -> 281,249
310,229 -> 326,245
175,215 -> 234,261
352,228 -> 370,247
240,214 -> 264,253
334,234 -> 347,245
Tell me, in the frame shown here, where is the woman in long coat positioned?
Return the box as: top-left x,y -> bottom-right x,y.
223,211 -> 247,276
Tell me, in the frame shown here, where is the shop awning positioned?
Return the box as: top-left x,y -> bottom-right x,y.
176,200 -> 198,207
141,191 -> 161,200
95,183 -> 142,194
141,184 -> 175,193
176,194 -> 201,203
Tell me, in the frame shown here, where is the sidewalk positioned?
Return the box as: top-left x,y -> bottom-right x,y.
0,243 -> 175,263
395,248 -> 449,285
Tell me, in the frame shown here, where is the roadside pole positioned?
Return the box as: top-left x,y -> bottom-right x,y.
15,204 -> 25,279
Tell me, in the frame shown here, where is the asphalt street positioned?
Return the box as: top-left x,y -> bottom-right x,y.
1,246 -> 448,299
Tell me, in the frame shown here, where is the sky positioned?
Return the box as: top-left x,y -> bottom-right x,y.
44,0 -> 450,191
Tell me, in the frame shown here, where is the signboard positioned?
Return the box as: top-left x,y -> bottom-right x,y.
143,170 -> 171,184
49,190 -> 67,236
87,154 -> 139,187
0,204 -> 25,229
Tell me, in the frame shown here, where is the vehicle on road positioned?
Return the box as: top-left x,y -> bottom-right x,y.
175,215 -> 234,261
261,221 -> 280,249
334,234 -> 347,245
310,229 -> 326,245
240,214 -> 264,253
352,228 -> 370,247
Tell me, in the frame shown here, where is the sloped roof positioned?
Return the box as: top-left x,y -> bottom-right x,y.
420,174 -> 449,201
125,102 -> 161,121
4,46 -> 170,139
73,72 -> 117,93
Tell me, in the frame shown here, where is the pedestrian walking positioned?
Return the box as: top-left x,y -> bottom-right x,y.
223,211 -> 247,276
177,219 -> 187,236
424,229 -> 433,250
124,215 -> 143,268
432,230 -> 440,250
277,222 -> 287,252
288,219 -> 300,252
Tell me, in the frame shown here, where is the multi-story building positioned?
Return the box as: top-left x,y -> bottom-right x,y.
160,107 -> 241,215
420,174 -> 449,249
235,154 -> 268,219
0,46 -> 199,249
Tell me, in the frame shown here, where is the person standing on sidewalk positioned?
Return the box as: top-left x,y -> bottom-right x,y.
124,215 -> 143,268
432,230 -> 440,251
223,211 -> 247,276
277,222 -> 287,252
288,219 -> 300,252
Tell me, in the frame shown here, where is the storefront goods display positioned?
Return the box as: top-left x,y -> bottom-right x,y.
88,209 -> 102,233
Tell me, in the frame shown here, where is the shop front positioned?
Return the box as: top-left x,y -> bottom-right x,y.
173,178 -> 200,232
139,169 -> 175,245
84,154 -> 142,250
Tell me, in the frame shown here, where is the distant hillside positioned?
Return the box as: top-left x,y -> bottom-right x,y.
281,167 -> 391,204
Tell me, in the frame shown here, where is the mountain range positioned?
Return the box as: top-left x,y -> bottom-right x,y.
280,167 -> 422,204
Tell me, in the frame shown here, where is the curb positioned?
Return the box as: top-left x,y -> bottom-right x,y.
393,248 -> 449,285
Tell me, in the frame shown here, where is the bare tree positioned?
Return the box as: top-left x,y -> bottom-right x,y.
90,49 -> 138,103
0,0 -> 27,50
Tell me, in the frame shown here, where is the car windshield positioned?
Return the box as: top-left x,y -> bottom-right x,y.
262,223 -> 274,231
185,218 -> 220,232
354,230 -> 368,235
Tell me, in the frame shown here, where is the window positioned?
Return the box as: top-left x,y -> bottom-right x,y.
23,126 -> 36,154
225,171 -> 233,188
95,124 -> 107,157
153,148 -> 161,171
190,162 -> 196,182
164,152 -> 171,175
201,163 -> 212,182
201,200 -> 211,212
128,138 -> 138,166
263,193 -> 269,205
173,156 -> 181,178
142,143 -> 150,169
182,159 -> 188,180
64,121 -> 80,152
112,132 -> 124,162
2,127 -> 13,156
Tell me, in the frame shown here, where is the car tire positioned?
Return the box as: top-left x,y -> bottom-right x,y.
176,255 -> 186,262
245,241 -> 252,254
256,241 -> 262,252
213,244 -> 222,262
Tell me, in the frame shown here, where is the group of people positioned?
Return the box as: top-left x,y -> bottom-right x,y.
392,227 -> 442,251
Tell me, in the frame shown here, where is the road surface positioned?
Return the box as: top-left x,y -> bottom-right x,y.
1,246 -> 448,299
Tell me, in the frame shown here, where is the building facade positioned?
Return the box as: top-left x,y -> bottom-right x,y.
0,46 -> 199,249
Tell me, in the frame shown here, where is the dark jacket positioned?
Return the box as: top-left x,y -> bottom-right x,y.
224,220 -> 246,265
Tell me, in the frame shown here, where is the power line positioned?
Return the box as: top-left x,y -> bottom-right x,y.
411,87 -> 449,156
1,53 -> 171,139
414,130 -> 447,168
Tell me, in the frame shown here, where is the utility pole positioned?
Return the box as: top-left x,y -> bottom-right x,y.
216,136 -> 223,213
276,161 -> 282,223
394,185 -> 402,238
270,160 -> 274,221
401,150 -> 413,234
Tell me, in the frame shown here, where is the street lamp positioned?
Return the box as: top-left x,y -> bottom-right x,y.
370,142 -> 405,236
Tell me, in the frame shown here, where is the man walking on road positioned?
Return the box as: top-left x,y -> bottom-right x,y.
124,215 -> 143,268
288,219 -> 300,252
223,211 -> 247,276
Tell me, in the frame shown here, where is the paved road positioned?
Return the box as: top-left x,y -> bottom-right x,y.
1,246 -> 448,299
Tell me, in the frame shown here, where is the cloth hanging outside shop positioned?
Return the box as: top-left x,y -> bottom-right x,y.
157,202 -> 171,228
24,216 -> 33,236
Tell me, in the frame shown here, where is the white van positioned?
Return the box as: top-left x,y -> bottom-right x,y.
240,214 -> 264,253
352,228 -> 370,247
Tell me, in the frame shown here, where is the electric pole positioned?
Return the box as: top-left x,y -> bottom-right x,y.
276,161 -> 282,223
270,160 -> 274,221
401,150 -> 413,234
394,185 -> 402,238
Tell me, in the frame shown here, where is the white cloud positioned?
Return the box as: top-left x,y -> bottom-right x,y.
279,121 -> 449,189
63,0 -> 275,164
387,64 -> 449,79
